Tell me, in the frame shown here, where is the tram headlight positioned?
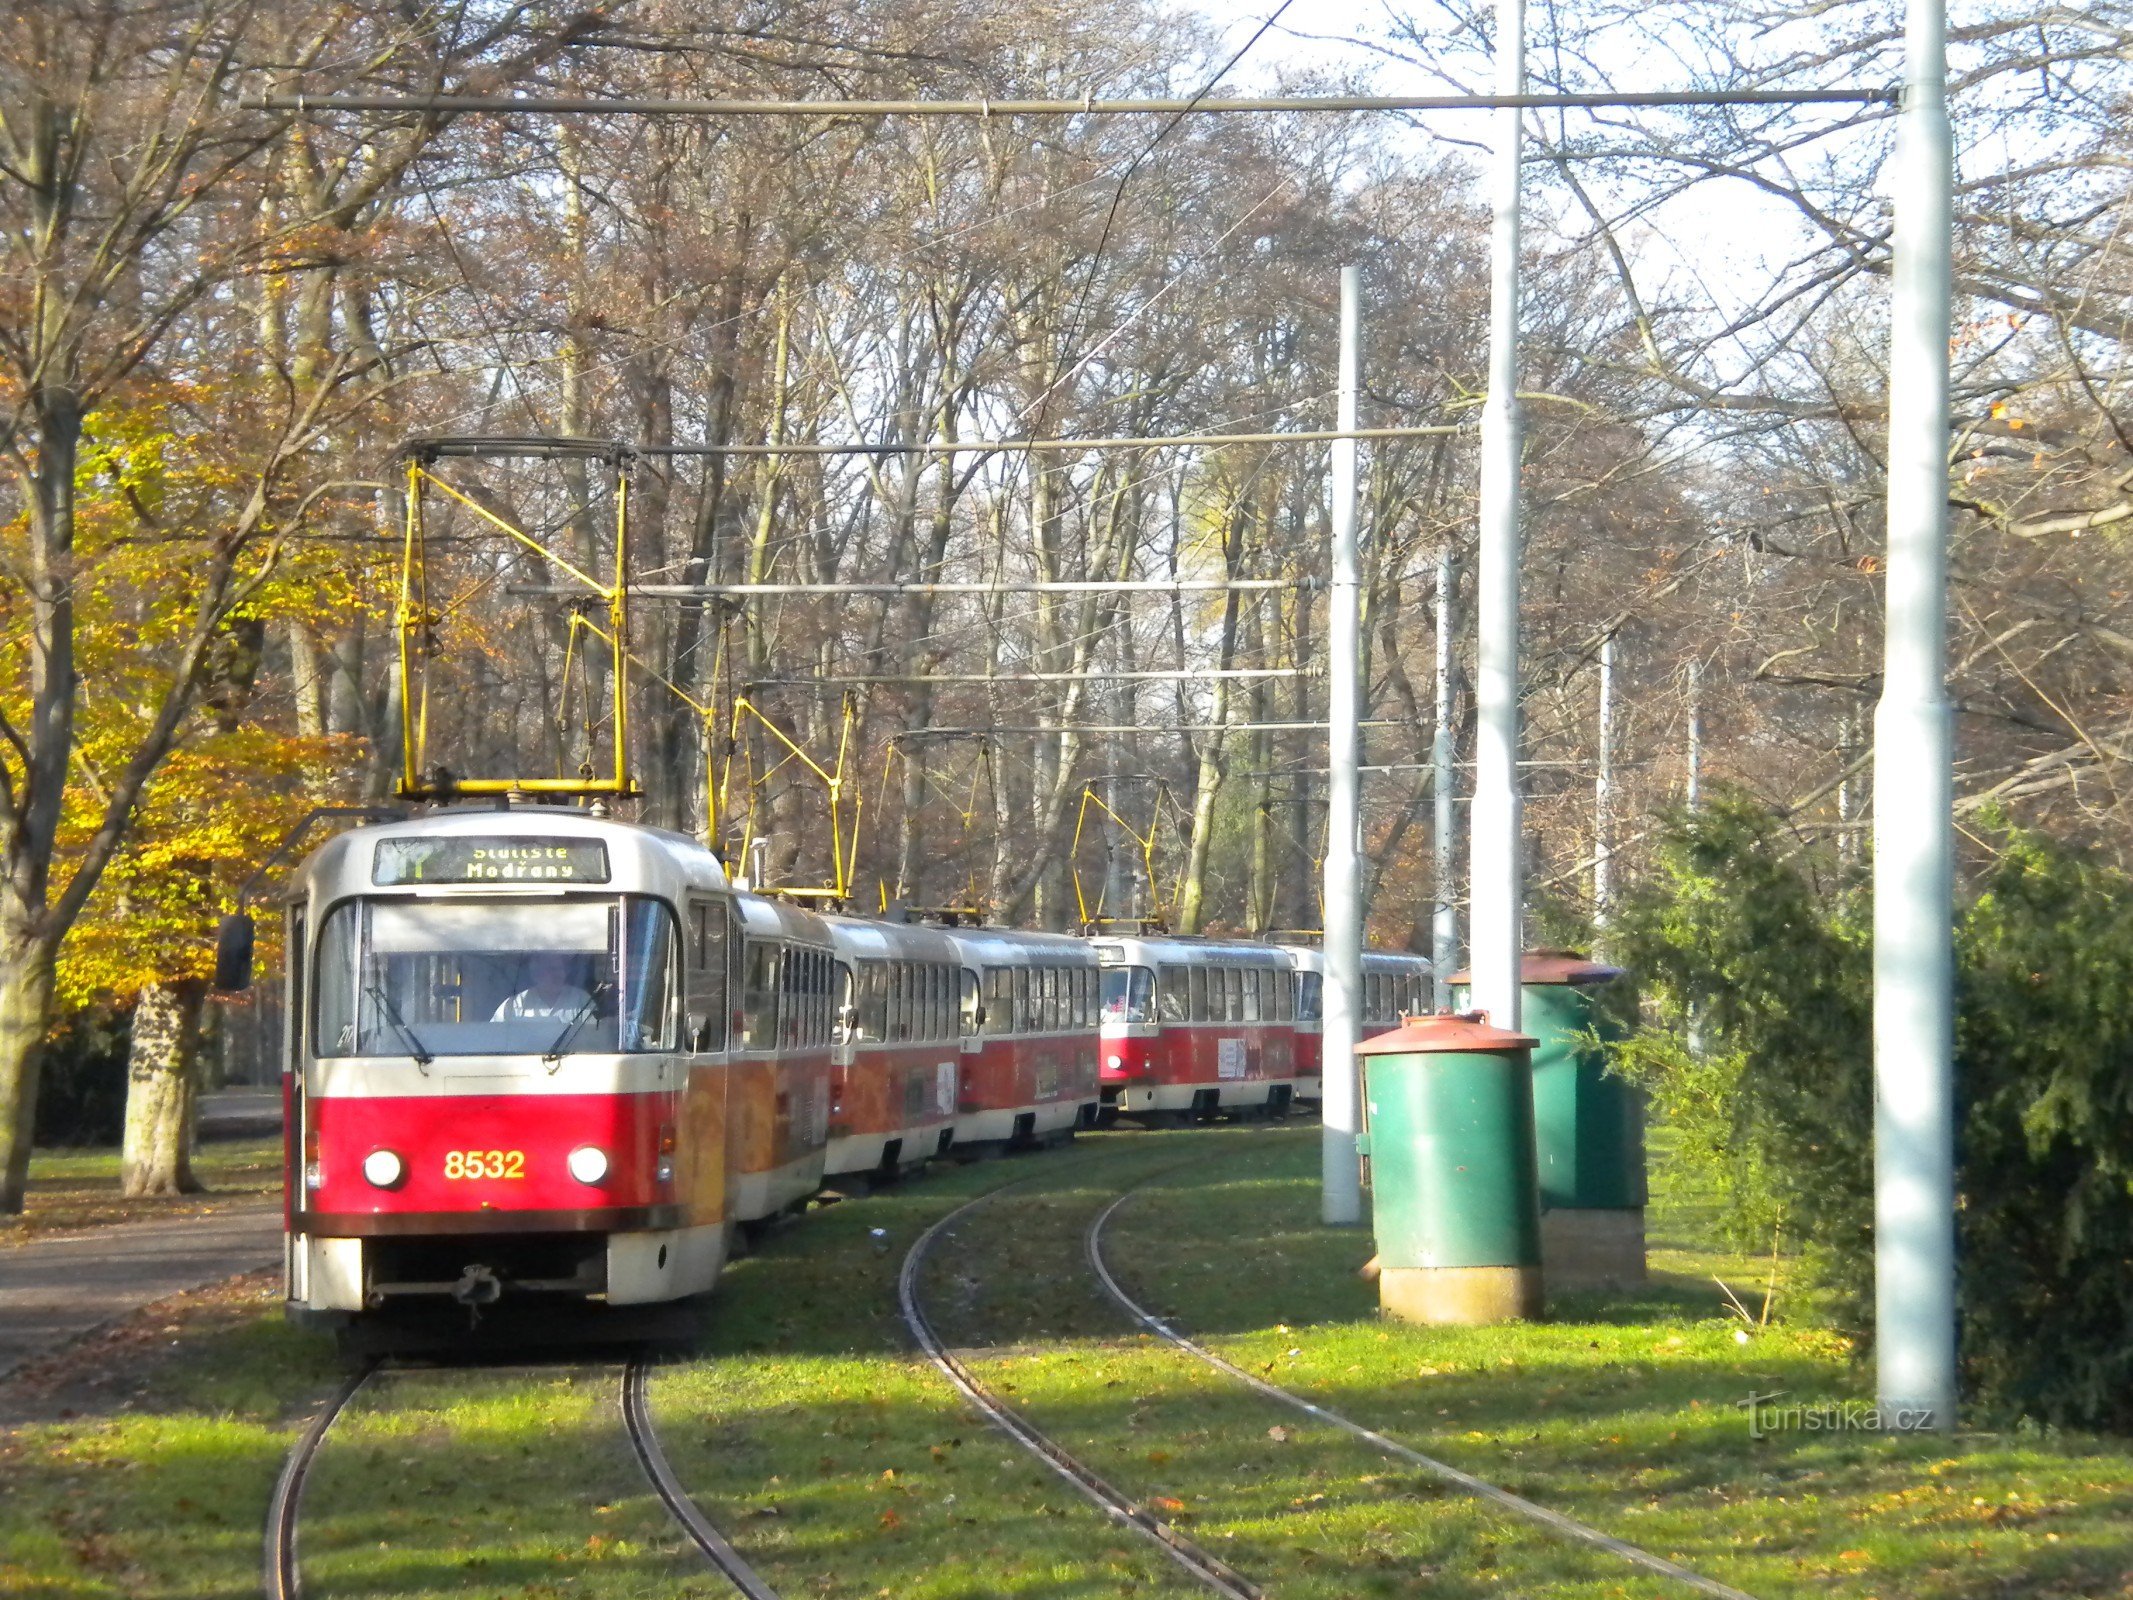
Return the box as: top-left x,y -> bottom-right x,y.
361,1149 -> 406,1190
1107,1053 -> 1123,1071
567,1145 -> 610,1185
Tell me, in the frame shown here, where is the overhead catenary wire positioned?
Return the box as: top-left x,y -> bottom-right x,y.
409,425 -> 1463,457
889,721 -> 1411,737
510,580 -> 1310,598
261,89 -> 1896,115
748,669 -> 1309,685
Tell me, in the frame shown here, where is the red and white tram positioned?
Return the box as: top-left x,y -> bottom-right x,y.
277,810 -> 831,1321
1279,946 -> 1435,1103
823,915 -> 962,1180
948,926 -> 1101,1148
1092,935 -> 1297,1121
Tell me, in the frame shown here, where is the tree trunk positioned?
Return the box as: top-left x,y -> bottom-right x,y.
0,938 -> 58,1214
120,979 -> 209,1198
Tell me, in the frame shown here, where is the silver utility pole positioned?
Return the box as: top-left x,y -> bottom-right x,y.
1593,632 -> 1616,937
1322,266 -> 1366,1227
1468,0 -> 1527,1032
1686,658 -> 1703,810
1874,0 -> 1957,1433
1431,542 -> 1459,1008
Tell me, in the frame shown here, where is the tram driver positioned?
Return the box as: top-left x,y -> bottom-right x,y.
492,952 -> 595,1022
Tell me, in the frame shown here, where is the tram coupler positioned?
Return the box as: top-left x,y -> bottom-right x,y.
452,1264 -> 504,1307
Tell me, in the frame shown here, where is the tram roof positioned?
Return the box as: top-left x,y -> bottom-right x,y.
1271,944 -> 1434,974
940,924 -> 1099,966
1089,933 -> 1295,966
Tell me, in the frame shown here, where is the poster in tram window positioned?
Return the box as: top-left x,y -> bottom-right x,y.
936,1061 -> 957,1115
1218,1037 -> 1247,1079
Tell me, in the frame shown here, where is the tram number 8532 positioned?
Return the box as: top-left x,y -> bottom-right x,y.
443,1150 -> 526,1180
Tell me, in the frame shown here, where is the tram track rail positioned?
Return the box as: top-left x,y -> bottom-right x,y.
261,1355 -> 782,1600
1085,1169 -> 1760,1600
621,1355 -> 783,1600
262,1361 -> 377,1600
898,1179 -> 1266,1600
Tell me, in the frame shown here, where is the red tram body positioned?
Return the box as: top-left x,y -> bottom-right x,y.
282,812 -> 834,1319
1092,935 -> 1297,1120
272,811 -> 1427,1328
1278,946 -> 1435,1103
822,916 -> 962,1179
948,926 -> 1101,1148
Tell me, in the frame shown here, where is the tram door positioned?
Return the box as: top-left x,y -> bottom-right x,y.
282,903 -> 306,1298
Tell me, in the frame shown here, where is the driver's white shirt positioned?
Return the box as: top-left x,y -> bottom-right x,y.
492,985 -> 593,1022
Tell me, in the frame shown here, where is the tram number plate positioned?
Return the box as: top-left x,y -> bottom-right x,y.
443,1150 -> 526,1180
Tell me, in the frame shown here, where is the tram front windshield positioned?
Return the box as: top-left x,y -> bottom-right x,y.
1100,965 -> 1154,1024
313,896 -> 678,1058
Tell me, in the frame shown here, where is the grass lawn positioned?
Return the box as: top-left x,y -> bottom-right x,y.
1099,1133 -> 2133,1599
7,1137 -> 283,1243
5,1121 -> 2130,1598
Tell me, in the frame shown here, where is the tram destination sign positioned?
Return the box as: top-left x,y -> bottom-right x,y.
373,837 -> 611,885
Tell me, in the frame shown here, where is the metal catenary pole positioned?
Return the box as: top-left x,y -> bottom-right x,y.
1593,631 -> 1616,940
1467,0 -> 1528,1034
1685,657 -> 1703,810
1874,0 -> 1957,1434
1431,542 -> 1460,1008
1322,266 -> 1366,1228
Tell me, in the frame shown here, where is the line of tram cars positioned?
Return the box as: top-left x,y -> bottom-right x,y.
279,810 -> 1430,1325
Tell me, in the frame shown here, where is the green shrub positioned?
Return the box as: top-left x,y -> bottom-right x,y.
33,1004 -> 132,1146
1610,793 -> 2133,1431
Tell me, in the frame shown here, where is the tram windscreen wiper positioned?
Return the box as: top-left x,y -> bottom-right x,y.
542,981 -> 613,1068
364,978 -> 433,1067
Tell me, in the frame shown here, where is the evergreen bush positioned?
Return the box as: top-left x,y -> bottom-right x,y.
1611,793 -> 2133,1431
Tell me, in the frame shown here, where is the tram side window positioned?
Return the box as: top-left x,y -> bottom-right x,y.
684,899 -> 729,1053
815,949 -> 833,1046
983,966 -> 1010,1036
1186,966 -> 1207,1022
857,959 -> 887,1042
743,941 -> 780,1051
1012,967 -> 1030,1035
1298,970 -> 1323,1022
1273,969 -> 1293,1022
1078,967 -> 1096,1027
285,906 -> 306,1071
934,964 -> 951,1041
619,900 -> 680,1052
961,968 -> 982,1038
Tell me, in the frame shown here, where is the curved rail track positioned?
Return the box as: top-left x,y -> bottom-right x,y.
897,1180 -> 1266,1600
263,1362 -> 378,1600
1085,1170 -> 1759,1600
262,1357 -> 781,1600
